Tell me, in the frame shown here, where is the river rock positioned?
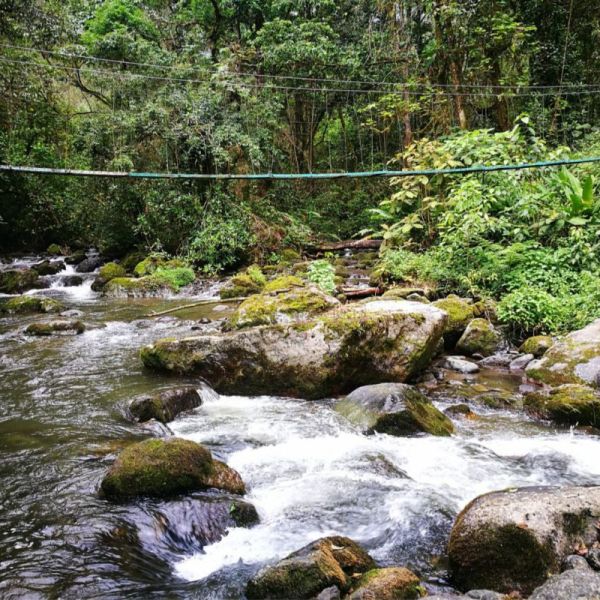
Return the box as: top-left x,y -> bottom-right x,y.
0,269 -> 42,293
0,295 -> 64,315
62,275 -> 83,287
100,438 -> 245,500
509,353 -> 534,371
561,554 -> 591,571
76,256 -> 103,273
103,276 -> 174,298
444,356 -> 480,374
528,568 -> 600,599
141,300 -> 446,399
129,386 -> 204,424
336,383 -> 454,436
347,567 -> 422,599
448,486 -> 600,594
432,295 -> 475,339
527,319 -> 600,387
25,320 -> 85,336
587,548 -> 600,571
520,335 -> 553,358
32,260 -> 65,276
455,319 -> 503,357
524,384 -> 600,427
245,536 -> 376,599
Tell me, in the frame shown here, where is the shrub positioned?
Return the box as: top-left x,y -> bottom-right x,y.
307,260 -> 336,294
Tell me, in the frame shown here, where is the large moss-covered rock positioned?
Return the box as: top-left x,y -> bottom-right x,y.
141,300 -> 447,399
432,295 -> 475,338
336,383 -> 453,436
129,387 -> 203,424
526,319 -> 600,387
455,319 -> 503,357
100,438 -> 245,500
25,320 -> 85,336
133,255 -> 185,277
1,295 -> 64,315
245,536 -> 375,599
347,567 -> 423,600
99,262 -> 127,282
0,269 -> 42,293
448,486 -> 600,595
520,335 -> 553,358
229,286 -> 339,329
103,276 -> 175,298
524,384 -> 600,426
220,274 -> 265,299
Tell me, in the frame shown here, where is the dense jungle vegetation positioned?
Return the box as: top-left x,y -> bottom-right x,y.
2,0 -> 600,336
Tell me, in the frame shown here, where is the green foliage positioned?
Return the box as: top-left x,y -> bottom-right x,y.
246,265 -> 267,287
152,266 -> 196,290
307,259 -> 336,294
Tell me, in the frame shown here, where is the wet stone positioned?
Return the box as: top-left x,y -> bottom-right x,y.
444,357 -> 480,374
561,554 -> 590,571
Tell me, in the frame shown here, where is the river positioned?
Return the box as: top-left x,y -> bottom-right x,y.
1,257 -> 600,599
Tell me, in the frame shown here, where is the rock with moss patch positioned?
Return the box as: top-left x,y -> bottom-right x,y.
383,287 -> 430,300
99,262 -> 127,282
141,300 -> 447,399
526,319 -> 600,387
129,386 -> 204,424
279,248 -> 302,264
520,336 -> 553,358
46,243 -> 63,255
121,251 -> 146,273
25,320 -> 85,336
100,437 -> 245,500
336,383 -> 453,436
0,269 -> 43,293
456,319 -> 503,357
220,273 -> 265,300
103,276 -> 175,298
433,295 -> 475,340
32,260 -> 66,276
229,286 -> 339,329
245,536 -> 375,599
347,567 -> 423,600
1,295 -> 64,315
264,275 -> 305,293
448,486 -> 600,595
524,384 -> 600,427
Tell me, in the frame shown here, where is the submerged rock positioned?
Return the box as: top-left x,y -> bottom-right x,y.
32,260 -> 65,276
528,568 -> 600,599
520,335 -> 553,358
1,295 -> 64,315
0,269 -> 42,293
76,256 -> 103,273
129,386 -> 204,424
245,536 -> 375,599
140,300 -> 447,399
455,319 -> 503,357
100,438 -> 245,500
524,384 -> 600,427
336,383 -> 454,436
347,567 -> 423,599
25,320 -> 85,336
62,275 -> 83,287
527,319 -> 600,387
448,486 -> 600,594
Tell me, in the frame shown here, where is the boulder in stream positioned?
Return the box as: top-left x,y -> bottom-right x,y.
448,486 -> 600,595
520,335 -> 553,358
0,269 -> 43,293
336,383 -> 454,436
140,300 -> 447,399
103,276 -> 174,298
245,536 -> 376,599
100,438 -> 245,500
32,260 -> 65,276
432,295 -> 475,339
25,320 -> 85,336
527,318 -> 600,387
455,319 -> 503,357
129,386 -> 204,424
76,255 -> 103,273
524,384 -> 600,427
347,567 -> 423,599
1,295 -> 64,315
528,567 -> 600,599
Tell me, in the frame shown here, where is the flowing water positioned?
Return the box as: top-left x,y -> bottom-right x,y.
2,257 -> 600,599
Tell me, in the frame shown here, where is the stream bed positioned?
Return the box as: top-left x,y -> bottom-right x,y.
2,257 -> 600,599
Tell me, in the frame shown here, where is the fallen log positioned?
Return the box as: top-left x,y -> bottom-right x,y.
340,286 -> 382,299
309,239 -> 382,252
146,297 -> 245,318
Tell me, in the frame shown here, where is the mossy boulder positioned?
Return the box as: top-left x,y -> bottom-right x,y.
0,269 -> 42,294
448,486 -> 600,595
1,295 -> 64,315
129,387 -> 203,424
524,384 -> 600,427
455,319 -> 503,357
133,255 -> 185,277
229,286 -> 339,329
121,251 -> 146,273
347,567 -> 423,600
46,243 -> 63,255
99,262 -> 127,282
103,276 -> 175,298
432,295 -> 475,338
32,260 -> 66,276
526,319 -> 600,387
264,275 -> 305,293
25,320 -> 85,336
279,248 -> 302,264
520,335 -> 553,358
141,300 -> 447,399
336,383 -> 453,437
220,273 -> 265,300
100,438 -> 245,500
245,536 -> 375,599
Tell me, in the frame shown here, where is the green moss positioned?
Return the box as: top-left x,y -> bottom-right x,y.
1,295 -> 63,314
350,568 -> 423,600
220,270 -> 266,299
133,254 -> 186,277
264,275 -> 305,292
120,251 -> 146,273
104,276 -> 175,297
456,318 -> 502,356
0,269 -> 40,294
432,295 -> 475,335
279,248 -> 301,263
46,243 -> 63,255
247,264 -> 267,286
527,342 -> 600,387
99,262 -> 126,282
525,384 -> 600,426
520,335 -> 553,357
383,287 -> 427,299
25,320 -> 85,335
152,266 -> 196,290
